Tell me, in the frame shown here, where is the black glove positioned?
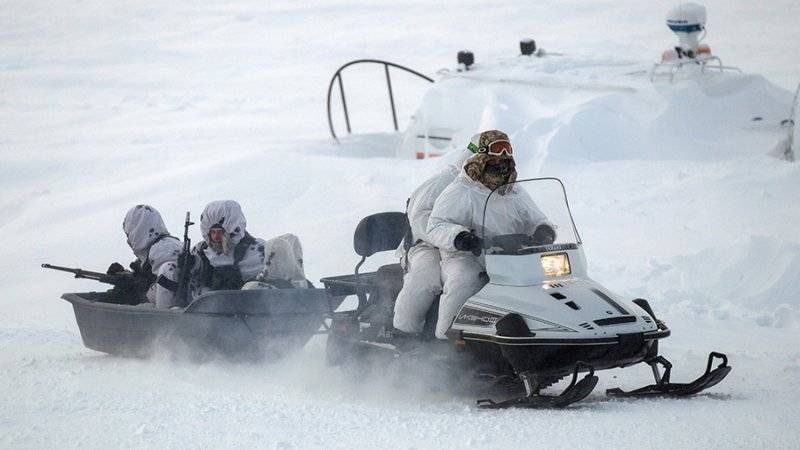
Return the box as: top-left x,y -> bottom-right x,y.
531,224 -> 556,245
107,262 -> 126,275
454,231 -> 484,256
129,260 -> 144,276
108,273 -> 149,305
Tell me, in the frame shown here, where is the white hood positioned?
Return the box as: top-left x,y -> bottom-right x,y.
261,233 -> 306,285
200,200 -> 248,248
123,205 -> 171,262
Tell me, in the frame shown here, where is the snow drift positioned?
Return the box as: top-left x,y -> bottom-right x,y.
398,55 -> 793,174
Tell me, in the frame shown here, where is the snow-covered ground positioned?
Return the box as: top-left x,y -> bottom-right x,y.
1,1 -> 799,448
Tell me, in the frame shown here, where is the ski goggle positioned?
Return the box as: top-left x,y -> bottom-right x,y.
478,140 -> 513,156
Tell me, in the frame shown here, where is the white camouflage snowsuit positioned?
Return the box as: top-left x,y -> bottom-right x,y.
189,200 -> 307,299
392,148 -> 474,334
122,205 -> 182,308
426,172 -> 550,339
255,233 -> 309,289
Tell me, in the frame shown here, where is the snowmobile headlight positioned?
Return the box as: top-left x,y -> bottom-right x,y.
540,253 -> 571,277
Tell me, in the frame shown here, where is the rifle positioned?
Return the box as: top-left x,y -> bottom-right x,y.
175,211 -> 195,307
42,264 -> 152,292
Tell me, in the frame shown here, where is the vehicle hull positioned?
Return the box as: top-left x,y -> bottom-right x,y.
63,289 -> 344,360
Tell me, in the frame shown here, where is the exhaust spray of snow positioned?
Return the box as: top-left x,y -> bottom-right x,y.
1,0 -> 799,448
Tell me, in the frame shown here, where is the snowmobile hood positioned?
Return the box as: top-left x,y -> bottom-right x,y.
200,200 -> 248,249
123,205 -> 171,263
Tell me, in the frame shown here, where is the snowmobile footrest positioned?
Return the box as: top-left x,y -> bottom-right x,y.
606,352 -> 731,398
477,362 -> 598,409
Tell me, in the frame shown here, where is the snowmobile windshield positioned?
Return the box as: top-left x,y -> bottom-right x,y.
480,178 -> 581,255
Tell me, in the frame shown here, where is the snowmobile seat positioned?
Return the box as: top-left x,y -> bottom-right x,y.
352,212 -> 408,258
320,212 -> 408,304
358,263 -> 404,324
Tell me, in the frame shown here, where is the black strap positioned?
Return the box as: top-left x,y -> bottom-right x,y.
197,242 -> 213,287
148,234 -> 179,253
401,199 -> 413,272
233,233 -> 256,265
196,232 -> 256,289
157,274 -> 178,292
143,234 -> 180,275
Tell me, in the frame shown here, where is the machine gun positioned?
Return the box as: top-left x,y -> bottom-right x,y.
42,263 -> 150,287
42,263 -> 153,304
175,211 -> 195,307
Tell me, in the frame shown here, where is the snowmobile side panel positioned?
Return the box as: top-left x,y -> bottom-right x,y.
455,280 -> 661,344
460,328 -> 669,346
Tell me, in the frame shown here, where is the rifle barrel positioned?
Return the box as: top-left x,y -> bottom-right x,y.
41,263 -> 108,280
176,211 -> 194,307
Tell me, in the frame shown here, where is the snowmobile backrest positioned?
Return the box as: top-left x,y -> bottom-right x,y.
353,212 -> 408,257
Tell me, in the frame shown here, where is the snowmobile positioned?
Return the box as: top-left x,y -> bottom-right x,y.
45,265 -> 344,361
321,178 -> 731,408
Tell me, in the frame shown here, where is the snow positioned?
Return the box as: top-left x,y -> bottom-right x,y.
1,0 -> 799,448
400,57 -> 792,161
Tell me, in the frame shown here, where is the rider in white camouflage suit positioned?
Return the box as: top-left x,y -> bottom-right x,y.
426,130 -> 555,339
115,204 -> 182,308
392,134 -> 479,336
189,200 -> 308,300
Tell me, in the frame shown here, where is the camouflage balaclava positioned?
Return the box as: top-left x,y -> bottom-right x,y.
464,130 -> 517,194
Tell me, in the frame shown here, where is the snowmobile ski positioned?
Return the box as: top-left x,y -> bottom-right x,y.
606,352 -> 731,398
477,363 -> 599,409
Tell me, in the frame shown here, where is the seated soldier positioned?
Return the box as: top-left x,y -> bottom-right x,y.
392,133 -> 479,337
107,204 -> 181,306
189,200 -> 308,299
243,234 -> 310,290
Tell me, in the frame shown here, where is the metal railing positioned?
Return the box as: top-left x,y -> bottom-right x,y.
326,59 -> 434,142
